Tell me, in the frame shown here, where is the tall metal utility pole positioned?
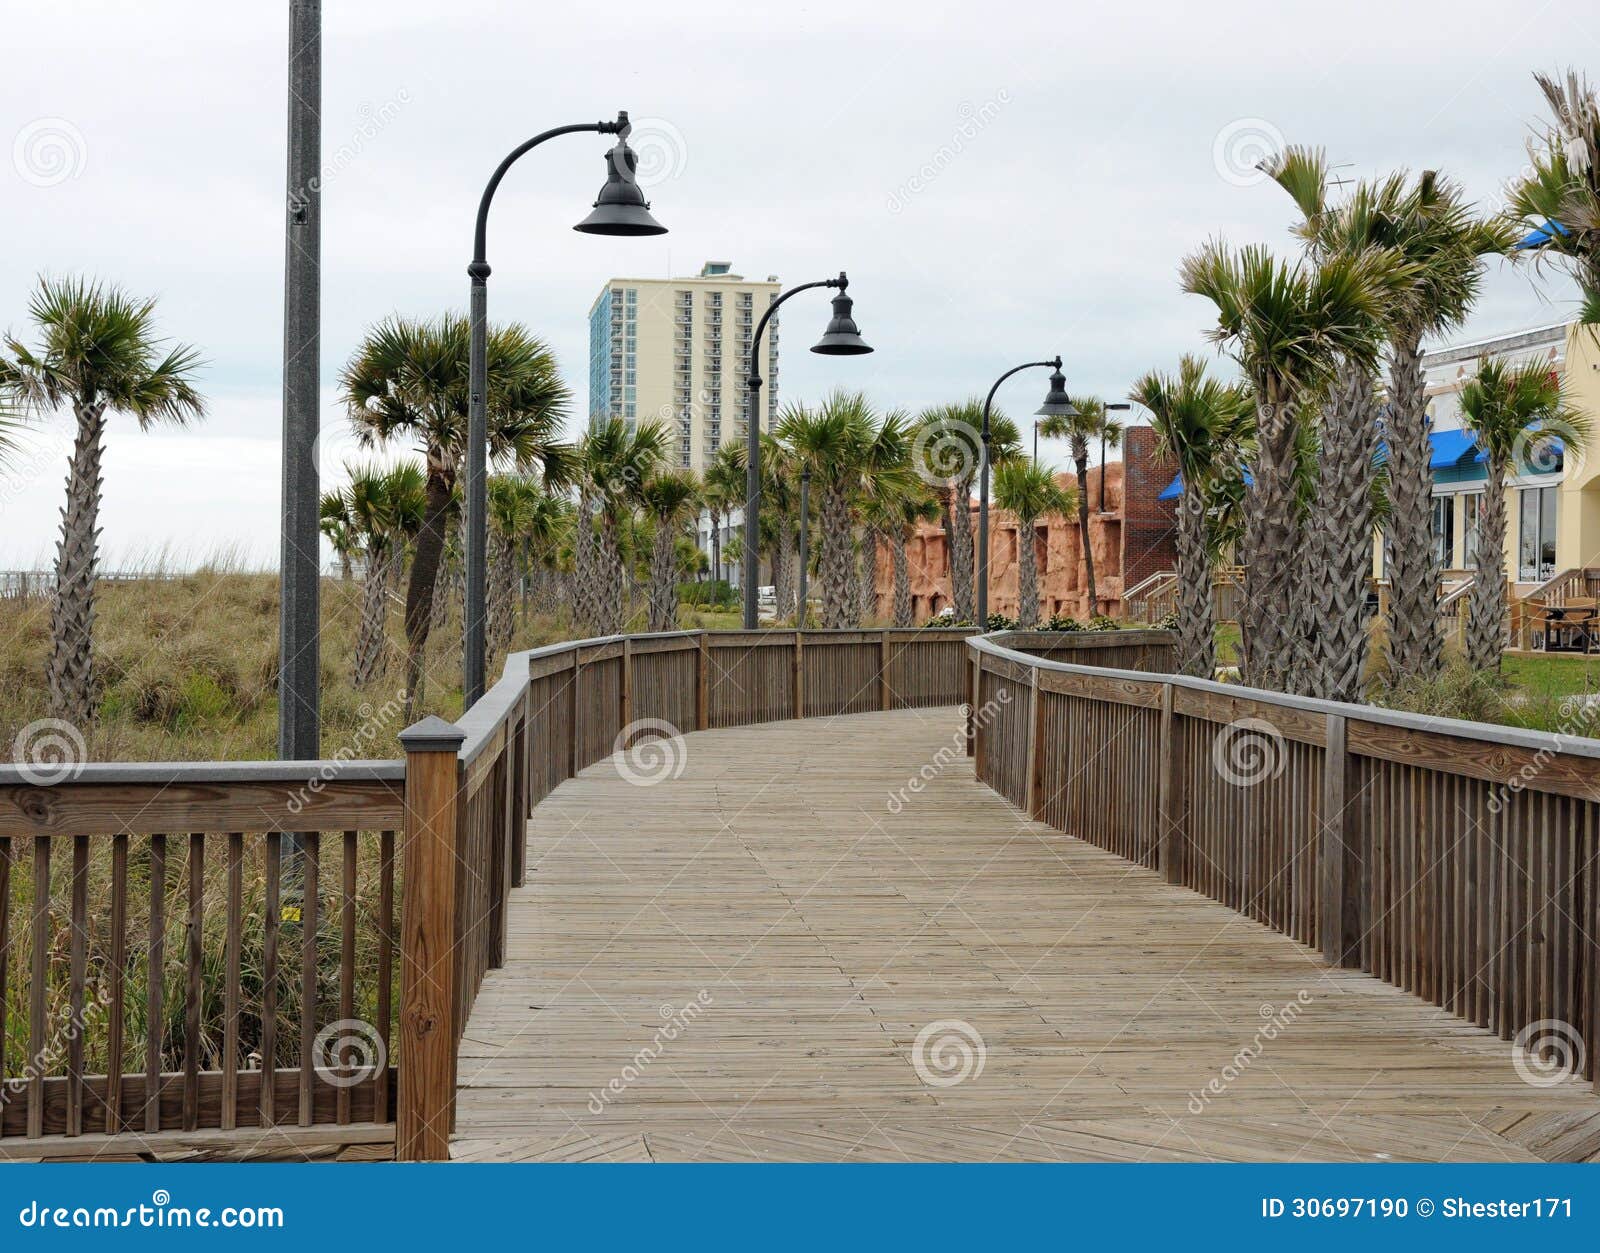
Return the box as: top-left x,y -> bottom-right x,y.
279,0 -> 321,771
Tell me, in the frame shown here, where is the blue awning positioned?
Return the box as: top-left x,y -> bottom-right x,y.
1514,218 -> 1571,251
1158,470 -> 1252,501
1158,427 -> 1562,502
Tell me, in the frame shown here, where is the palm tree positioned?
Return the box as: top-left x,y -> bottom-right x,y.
914,401 -> 1021,623
1457,358 -> 1590,671
319,491 -> 358,581
520,489 -> 573,621
778,393 -> 900,628
640,469 -> 700,631
1181,242 -> 1404,692
329,461 -> 424,688
702,445 -> 744,588
576,419 -> 669,634
486,475 -> 540,663
343,314 -> 570,714
1262,150 -> 1419,698
1507,70 -> 1600,326
857,410 -> 913,626
1039,395 -> 1122,616
886,491 -> 941,626
1,277 -> 205,724
1131,356 -> 1253,677
1369,173 -> 1515,688
991,458 -> 1076,627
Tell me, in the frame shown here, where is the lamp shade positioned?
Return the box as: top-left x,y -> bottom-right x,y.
810,290 -> 873,356
573,140 -> 667,236
1035,369 -> 1077,418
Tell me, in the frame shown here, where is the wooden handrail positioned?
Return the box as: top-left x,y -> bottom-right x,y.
967,632 -> 1600,1095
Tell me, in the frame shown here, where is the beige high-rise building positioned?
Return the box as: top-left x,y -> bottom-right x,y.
587,261 -> 782,472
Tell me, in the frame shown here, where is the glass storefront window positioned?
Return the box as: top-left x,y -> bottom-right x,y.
1518,486 -> 1558,582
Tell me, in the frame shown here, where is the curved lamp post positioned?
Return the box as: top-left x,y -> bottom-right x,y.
742,273 -> 871,629
462,111 -> 665,705
976,359 -> 1075,627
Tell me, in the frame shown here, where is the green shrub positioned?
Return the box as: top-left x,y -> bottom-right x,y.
680,578 -> 735,609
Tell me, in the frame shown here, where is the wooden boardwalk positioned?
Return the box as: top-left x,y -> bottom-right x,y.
453,707 -> 1600,1163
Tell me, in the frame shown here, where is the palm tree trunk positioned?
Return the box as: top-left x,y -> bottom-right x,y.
402,467 -> 453,718
572,494 -> 600,631
1173,488 -> 1215,678
648,524 -> 679,632
819,486 -> 855,629
1073,442 -> 1098,617
1240,384 -> 1302,692
772,519 -> 795,619
946,485 -> 975,622
892,532 -> 913,627
857,530 -> 880,625
708,508 -> 722,586
1306,361 -> 1377,701
353,545 -> 391,688
1017,519 -> 1040,627
1385,331 -> 1442,686
1466,452 -> 1508,672
597,515 -> 625,634
48,400 -> 108,725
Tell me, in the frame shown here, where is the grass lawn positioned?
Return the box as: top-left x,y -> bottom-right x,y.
1208,620 -> 1600,734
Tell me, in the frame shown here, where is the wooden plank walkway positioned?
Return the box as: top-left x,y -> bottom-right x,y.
453,707 -> 1600,1163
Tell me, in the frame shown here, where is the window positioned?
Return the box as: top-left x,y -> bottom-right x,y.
1430,495 -> 1455,569
1461,492 -> 1484,568
1518,485 -> 1558,582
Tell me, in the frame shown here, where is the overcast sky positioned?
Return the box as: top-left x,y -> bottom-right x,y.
0,0 -> 1589,568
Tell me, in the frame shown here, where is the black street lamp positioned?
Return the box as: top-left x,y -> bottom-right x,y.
462,111 -> 665,706
977,359 -> 1074,627
742,273 -> 871,630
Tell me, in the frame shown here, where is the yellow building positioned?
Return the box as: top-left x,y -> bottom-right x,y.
586,261 -> 781,472
1376,321 -> 1600,594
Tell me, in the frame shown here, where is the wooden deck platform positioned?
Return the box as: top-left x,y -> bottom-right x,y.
453,707 -> 1600,1163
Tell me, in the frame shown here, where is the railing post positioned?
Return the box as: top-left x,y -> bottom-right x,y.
1320,713 -> 1360,968
793,630 -> 805,719
879,630 -> 892,711
1156,681 -> 1183,882
397,716 -> 465,1162
965,650 -> 978,758
1024,668 -> 1042,819
696,633 -> 710,730
569,651 -> 581,777
620,636 -> 633,729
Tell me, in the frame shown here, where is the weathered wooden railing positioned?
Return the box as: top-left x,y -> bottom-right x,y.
969,631 -> 1599,1093
0,627 -> 974,1160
